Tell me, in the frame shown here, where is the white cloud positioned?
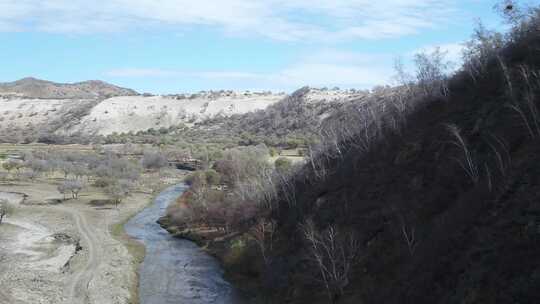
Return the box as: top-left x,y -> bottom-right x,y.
105,68 -> 182,77
274,63 -> 390,88
0,0 -> 458,41
105,49 -> 393,90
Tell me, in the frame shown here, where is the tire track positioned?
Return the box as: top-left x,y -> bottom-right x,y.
56,207 -> 101,304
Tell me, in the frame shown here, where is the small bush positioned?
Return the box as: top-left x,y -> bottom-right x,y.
205,169 -> 221,185
275,157 -> 293,173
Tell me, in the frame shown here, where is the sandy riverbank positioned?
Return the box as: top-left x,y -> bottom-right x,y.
0,181 -> 154,304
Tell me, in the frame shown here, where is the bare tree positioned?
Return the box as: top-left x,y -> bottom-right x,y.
414,47 -> 451,98
105,179 -> 132,208
249,218 -> 277,266
301,220 -> 360,303
141,150 -> 168,170
59,180 -> 83,199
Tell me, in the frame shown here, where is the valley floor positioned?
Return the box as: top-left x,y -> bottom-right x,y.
0,181 -> 153,304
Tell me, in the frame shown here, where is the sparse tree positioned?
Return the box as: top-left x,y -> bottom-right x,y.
59,180 -> 83,199
301,220 -> 360,303
0,199 -> 11,224
105,179 -> 132,208
141,150 -> 168,170
57,183 -> 68,200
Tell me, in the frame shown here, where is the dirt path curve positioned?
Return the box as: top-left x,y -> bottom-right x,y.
54,206 -> 101,304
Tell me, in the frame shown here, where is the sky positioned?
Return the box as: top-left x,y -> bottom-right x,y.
0,0 -> 514,94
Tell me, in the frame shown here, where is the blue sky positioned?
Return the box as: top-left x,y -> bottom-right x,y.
0,1 -> 513,94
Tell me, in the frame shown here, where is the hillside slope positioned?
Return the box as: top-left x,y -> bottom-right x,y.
191,87 -> 382,146
159,10 -> 540,304
64,93 -> 285,136
246,13 -> 540,304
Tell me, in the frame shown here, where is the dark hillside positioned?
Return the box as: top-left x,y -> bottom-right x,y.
195,87 -> 395,147
245,8 -> 540,304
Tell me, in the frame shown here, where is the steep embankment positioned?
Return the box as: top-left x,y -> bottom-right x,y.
241,17 -> 540,304
198,87 -> 373,139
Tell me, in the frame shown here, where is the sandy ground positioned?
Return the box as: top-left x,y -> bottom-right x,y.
0,181 -> 154,304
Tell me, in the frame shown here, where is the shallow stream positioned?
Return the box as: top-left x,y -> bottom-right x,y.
125,184 -> 247,304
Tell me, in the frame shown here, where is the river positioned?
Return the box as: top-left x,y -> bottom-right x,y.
124,184 -> 247,304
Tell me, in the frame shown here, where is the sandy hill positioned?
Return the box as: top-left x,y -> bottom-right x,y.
0,77 -> 138,99
62,93 -> 286,136
0,83 -> 292,141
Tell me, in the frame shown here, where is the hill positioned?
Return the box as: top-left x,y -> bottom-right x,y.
0,77 -> 138,99
0,87 -> 287,143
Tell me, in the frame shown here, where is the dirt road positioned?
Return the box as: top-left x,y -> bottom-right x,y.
0,182 -> 154,304
58,206 -> 100,304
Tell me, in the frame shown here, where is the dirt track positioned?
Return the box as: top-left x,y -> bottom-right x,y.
0,182 -> 153,304
59,206 -> 99,304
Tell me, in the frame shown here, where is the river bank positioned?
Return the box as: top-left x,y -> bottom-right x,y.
156,191 -> 264,302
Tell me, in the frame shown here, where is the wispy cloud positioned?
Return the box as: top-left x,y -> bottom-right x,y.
0,0 -> 458,41
105,68 -> 264,79
105,68 -> 182,77
105,49 -> 393,90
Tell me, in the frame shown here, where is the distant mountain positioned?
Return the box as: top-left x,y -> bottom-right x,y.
0,77 -> 138,99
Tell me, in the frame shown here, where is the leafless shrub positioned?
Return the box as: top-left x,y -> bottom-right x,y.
498,56 -> 516,101
141,150 -> 168,170
414,47 -> 452,98
276,172 -> 297,207
401,221 -> 418,256
308,145 -> 329,181
393,57 -> 414,93
462,22 -> 504,82
487,133 -> 511,178
506,103 -> 537,138
301,220 -> 360,303
446,124 -> 480,184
